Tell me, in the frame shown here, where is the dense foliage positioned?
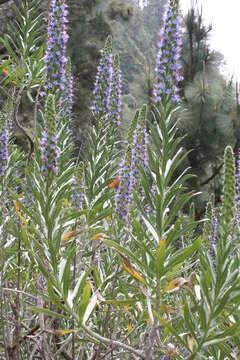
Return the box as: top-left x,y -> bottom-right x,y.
0,0 -> 240,359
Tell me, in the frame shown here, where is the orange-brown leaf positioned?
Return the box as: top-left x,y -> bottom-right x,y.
164,277 -> 187,292
128,319 -> 132,333
14,200 -> 20,212
62,230 -> 81,243
120,254 -> 144,283
187,335 -> 194,351
2,68 -> 9,76
108,176 -> 120,190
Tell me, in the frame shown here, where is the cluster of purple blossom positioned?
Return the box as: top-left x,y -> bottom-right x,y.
71,176 -> 83,209
111,55 -> 122,126
116,107 -> 148,221
132,124 -> 148,188
0,126 -> 8,177
44,0 -> 69,106
91,39 -> 122,126
116,157 -> 133,221
153,0 -> 183,104
41,130 -> 59,175
210,208 -> 218,256
66,62 -> 73,114
115,0 -> 183,221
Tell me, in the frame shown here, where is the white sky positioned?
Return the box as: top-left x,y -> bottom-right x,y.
181,0 -> 240,80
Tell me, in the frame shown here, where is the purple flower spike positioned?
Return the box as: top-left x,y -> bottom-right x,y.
91,38 -> 122,126
111,55 -> 122,126
0,128 -> 8,177
116,157 -> 133,221
71,176 -> 83,210
44,0 -> 69,107
236,149 -> 240,204
210,209 -> 218,257
0,113 -> 9,178
131,125 -> 148,189
235,148 -> 240,226
153,0 -> 183,104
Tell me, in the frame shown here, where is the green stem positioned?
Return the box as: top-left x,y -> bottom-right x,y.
82,324 -> 145,359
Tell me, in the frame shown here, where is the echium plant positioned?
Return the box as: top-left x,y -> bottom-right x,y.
44,0 -> 69,103
235,148 -> 240,227
111,54 -> 122,126
116,105 -> 148,221
71,162 -> 84,210
65,58 -> 73,115
131,105 -> 148,189
91,36 -> 122,126
0,113 -> 9,177
91,36 -> 113,119
153,0 -> 183,104
115,147 -> 133,222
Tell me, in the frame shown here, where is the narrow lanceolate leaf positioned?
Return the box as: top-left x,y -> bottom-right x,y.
82,292 -> 99,325
153,312 -> 188,348
62,230 -> 82,243
29,307 -> 68,319
120,254 -> 144,283
156,239 -> 166,279
78,280 -> 91,325
164,277 -> 188,292
187,335 -> 194,351
128,319 -> 132,333
165,236 -> 202,273
164,273 -> 194,292
14,200 -> 28,226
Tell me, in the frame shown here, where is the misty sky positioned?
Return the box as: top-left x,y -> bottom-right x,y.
181,0 -> 240,80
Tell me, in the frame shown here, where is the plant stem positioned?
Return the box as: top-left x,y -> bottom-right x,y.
82,324 -> 145,359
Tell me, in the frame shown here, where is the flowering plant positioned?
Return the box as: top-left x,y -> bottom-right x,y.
0,0 -> 239,359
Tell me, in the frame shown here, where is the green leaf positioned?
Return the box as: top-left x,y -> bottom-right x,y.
156,239 -> 166,279
29,307 -> 68,319
62,246 -> 75,300
165,236 -> 202,274
78,280 -> 91,324
47,280 -> 66,312
153,311 -> 188,348
103,239 -> 148,275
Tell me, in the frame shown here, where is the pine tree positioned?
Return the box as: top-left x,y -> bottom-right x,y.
179,2 -> 238,215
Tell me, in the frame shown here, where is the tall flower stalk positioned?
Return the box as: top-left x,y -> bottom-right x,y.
91,37 -> 122,126
41,94 -> 59,176
0,113 -> 9,178
115,111 -> 139,221
111,55 -> 122,126
116,155 -> 133,222
116,106 -> 147,221
210,209 -> 218,256
131,105 -> 148,189
44,0 -> 69,105
153,0 -> 183,104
